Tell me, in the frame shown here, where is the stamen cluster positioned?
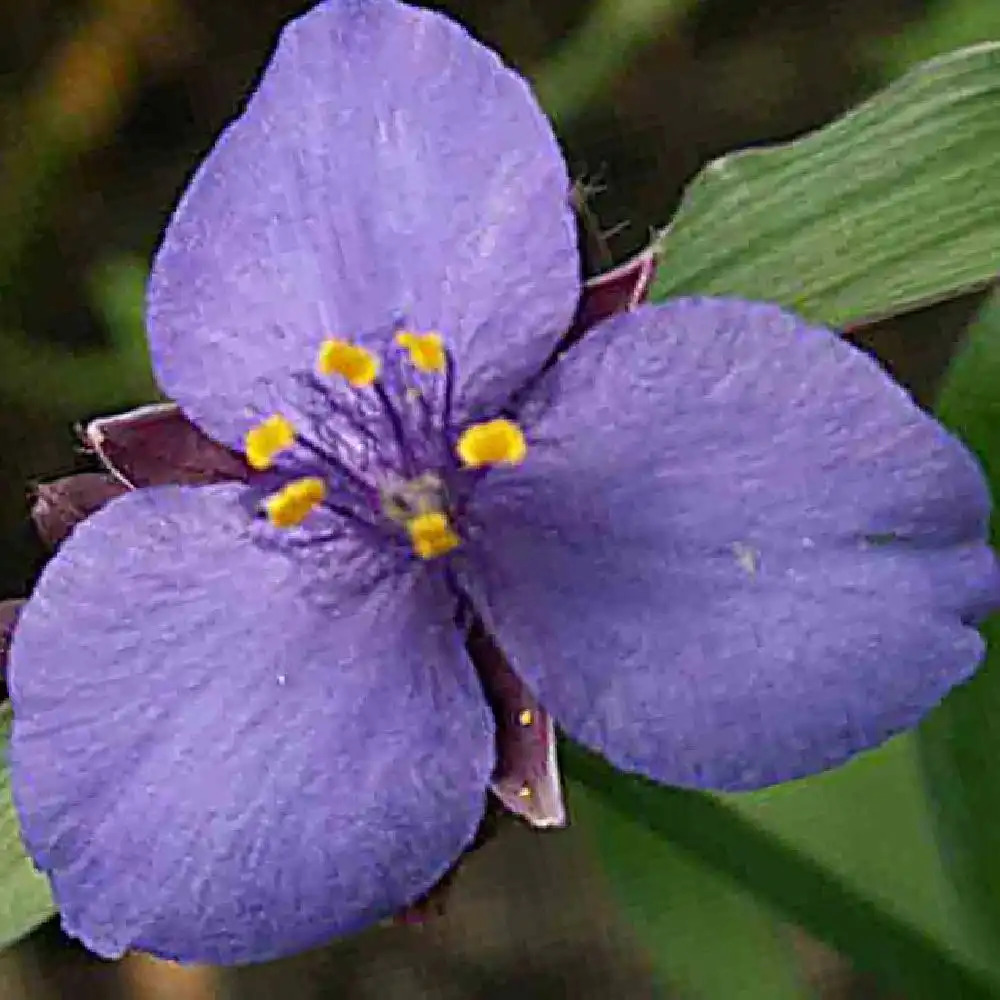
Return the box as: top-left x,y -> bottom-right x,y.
244,330 -> 527,559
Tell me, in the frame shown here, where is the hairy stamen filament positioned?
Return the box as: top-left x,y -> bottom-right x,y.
299,374 -> 385,449
443,351 -> 457,435
292,431 -> 378,502
373,381 -> 415,477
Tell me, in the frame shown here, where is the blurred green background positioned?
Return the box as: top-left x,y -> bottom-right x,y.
1,0 -> 998,997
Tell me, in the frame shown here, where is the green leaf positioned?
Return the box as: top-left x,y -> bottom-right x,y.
573,782 -> 810,999
0,703 -> 55,948
916,291 -> 1000,968
565,739 -> 1000,1000
652,44 -> 1000,327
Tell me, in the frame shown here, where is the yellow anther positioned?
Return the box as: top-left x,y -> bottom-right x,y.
517,785 -> 533,799
316,338 -> 379,387
406,511 -> 460,560
396,330 -> 447,373
245,414 -> 295,471
264,477 -> 326,528
518,709 -> 534,727
456,419 -> 527,468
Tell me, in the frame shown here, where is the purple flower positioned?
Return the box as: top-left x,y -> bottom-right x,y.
8,0 -> 999,966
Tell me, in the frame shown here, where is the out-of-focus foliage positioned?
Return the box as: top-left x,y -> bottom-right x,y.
572,782 -> 809,999
0,258 -> 153,414
533,0 -> 697,125
880,0 -> 1000,74
566,744 -> 1000,1000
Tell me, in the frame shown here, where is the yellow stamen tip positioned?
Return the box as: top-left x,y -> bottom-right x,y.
518,709 -> 534,727
517,785 -> 533,799
264,477 -> 326,529
245,414 -> 295,471
456,419 -> 527,468
316,338 -> 379,387
396,330 -> 447,373
407,510 -> 460,560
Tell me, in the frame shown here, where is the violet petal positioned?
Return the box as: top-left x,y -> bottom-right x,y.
10,483 -> 494,963
147,0 -> 579,449
461,298 -> 1000,791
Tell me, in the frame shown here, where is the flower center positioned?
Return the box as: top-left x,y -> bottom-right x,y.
243,328 -> 526,560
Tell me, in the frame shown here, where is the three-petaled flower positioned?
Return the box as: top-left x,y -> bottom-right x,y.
8,0 -> 1000,966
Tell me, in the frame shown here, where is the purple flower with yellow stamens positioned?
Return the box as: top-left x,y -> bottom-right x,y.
7,0 -> 1000,966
